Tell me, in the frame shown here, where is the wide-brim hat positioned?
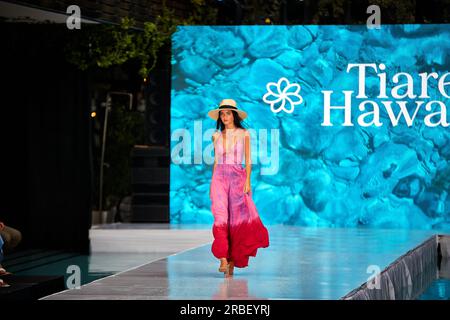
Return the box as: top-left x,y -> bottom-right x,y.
207,99 -> 248,121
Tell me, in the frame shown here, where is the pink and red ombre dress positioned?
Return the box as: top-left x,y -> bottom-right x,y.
210,128 -> 269,268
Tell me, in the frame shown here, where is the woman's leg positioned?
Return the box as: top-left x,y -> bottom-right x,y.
227,167 -> 269,269
210,170 -> 230,270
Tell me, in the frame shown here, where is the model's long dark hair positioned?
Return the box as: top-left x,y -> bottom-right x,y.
216,110 -> 246,131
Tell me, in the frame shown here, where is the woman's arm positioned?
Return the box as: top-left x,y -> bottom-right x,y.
212,132 -> 218,173
244,130 -> 251,193
210,133 -> 218,198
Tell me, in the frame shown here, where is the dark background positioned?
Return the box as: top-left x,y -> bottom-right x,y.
2,24 -> 93,253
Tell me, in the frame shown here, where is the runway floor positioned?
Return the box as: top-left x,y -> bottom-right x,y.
42,224 -> 447,300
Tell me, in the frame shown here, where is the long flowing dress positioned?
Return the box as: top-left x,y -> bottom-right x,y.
210,128 -> 269,268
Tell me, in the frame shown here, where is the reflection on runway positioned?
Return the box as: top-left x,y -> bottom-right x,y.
213,278 -> 258,300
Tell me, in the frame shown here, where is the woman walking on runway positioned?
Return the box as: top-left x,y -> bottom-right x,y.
208,99 -> 269,277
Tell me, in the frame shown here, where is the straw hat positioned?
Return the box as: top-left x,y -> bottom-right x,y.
207,99 -> 248,121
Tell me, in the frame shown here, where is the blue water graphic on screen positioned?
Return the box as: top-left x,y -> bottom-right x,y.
170,25 -> 450,229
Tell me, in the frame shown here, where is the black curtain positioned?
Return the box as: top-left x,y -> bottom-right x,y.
2,23 -> 92,254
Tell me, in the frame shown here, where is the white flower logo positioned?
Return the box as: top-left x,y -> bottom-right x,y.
262,77 -> 303,114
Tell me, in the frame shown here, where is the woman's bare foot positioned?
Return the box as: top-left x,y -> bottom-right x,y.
225,260 -> 234,278
218,258 -> 228,273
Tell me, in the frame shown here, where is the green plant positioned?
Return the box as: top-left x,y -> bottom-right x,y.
65,0 -> 217,79
185,0 -> 219,25
65,15 -> 173,79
